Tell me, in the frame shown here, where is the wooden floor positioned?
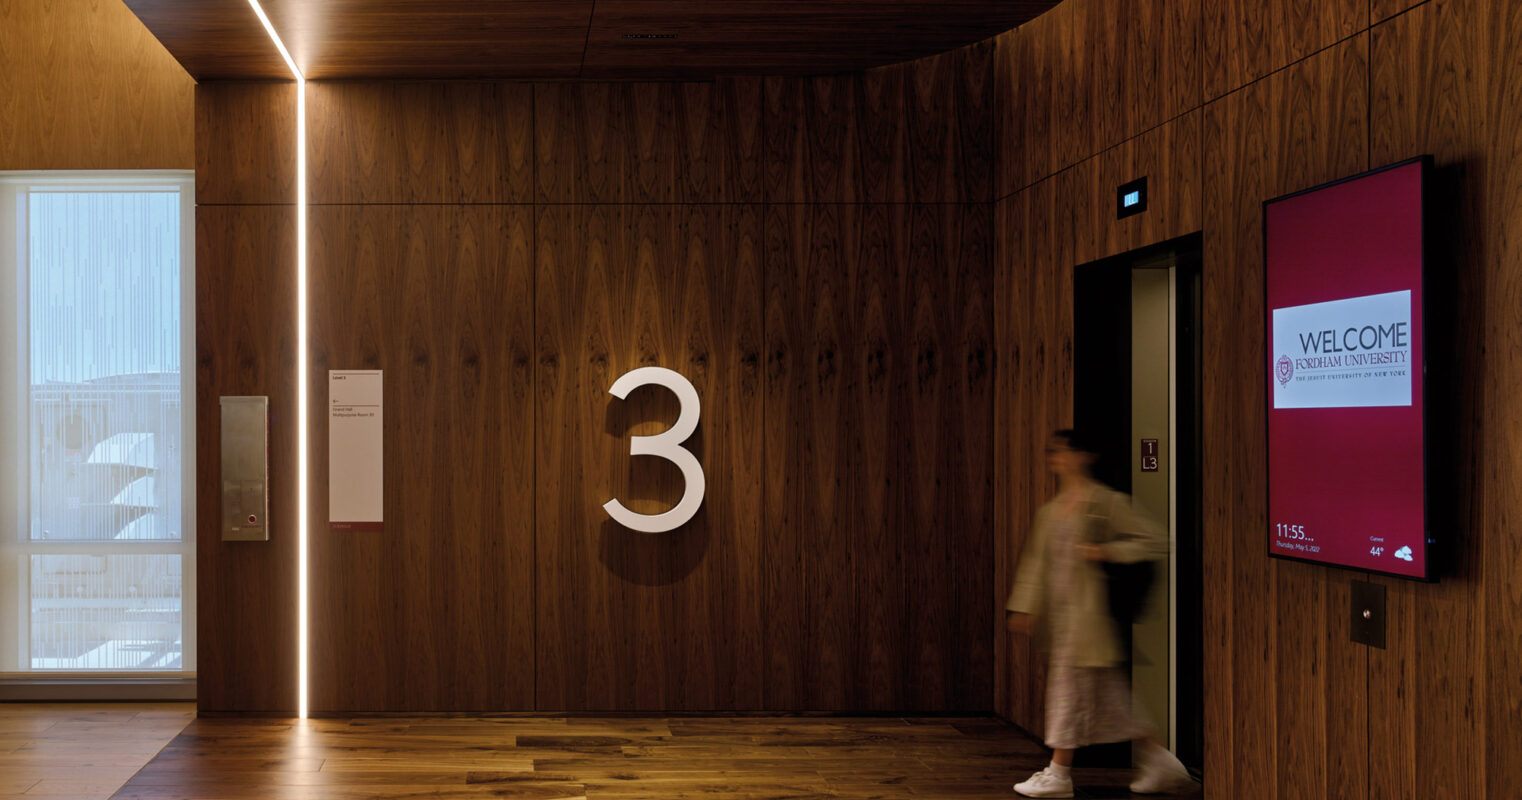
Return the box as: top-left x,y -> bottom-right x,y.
100,714 -> 1201,799
0,702 -> 194,799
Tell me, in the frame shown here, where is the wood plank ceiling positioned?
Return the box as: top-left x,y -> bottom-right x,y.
122,0 -> 1056,80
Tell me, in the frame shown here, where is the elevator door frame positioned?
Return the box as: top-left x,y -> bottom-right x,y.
1073,233 -> 1203,773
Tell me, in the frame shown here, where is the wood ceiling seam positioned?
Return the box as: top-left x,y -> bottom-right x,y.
578,0 -> 597,79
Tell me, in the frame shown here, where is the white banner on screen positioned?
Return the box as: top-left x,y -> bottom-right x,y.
1272,290 -> 1413,409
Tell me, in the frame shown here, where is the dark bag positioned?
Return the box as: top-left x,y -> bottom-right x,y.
1101,560 -> 1156,627
1084,498 -> 1157,627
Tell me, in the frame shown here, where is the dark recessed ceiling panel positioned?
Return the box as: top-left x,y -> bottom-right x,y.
122,0 -> 297,80
122,0 -> 1056,81
581,1 -> 1055,79
258,0 -> 596,79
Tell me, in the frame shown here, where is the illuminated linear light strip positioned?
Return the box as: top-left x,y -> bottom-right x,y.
246,0 -> 308,720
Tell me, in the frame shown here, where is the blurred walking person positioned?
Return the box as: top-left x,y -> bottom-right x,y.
1005,429 -> 1191,797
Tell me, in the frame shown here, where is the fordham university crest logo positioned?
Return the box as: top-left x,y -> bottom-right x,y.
1276,354 -> 1294,386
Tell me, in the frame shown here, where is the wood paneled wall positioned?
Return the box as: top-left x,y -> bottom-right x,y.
1199,37 -> 1372,799
193,82 -> 300,713
0,0 -> 193,170
196,82 -> 296,204
995,0 -> 1202,196
196,41 -> 995,713
307,82 -> 534,204
991,0 -> 1522,796
765,41 -> 994,203
764,202 -> 993,711
1482,8 -> 1522,798
194,204 -> 299,712
534,203 -> 765,711
306,205 -> 537,712
192,3 -> 1522,789
1363,4 -> 1479,796
535,81 -> 762,203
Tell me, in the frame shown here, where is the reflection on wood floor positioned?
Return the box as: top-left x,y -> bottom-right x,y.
107,715 -> 1201,799
0,702 -> 194,800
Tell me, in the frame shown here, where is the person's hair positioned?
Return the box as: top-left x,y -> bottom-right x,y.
1051,428 -> 1099,456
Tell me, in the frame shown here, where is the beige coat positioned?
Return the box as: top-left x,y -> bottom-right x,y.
1005,485 -> 1166,668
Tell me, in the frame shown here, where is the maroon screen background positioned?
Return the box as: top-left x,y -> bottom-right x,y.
1265,160 -> 1427,578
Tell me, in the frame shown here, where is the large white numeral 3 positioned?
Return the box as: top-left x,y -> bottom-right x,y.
603,367 -> 705,532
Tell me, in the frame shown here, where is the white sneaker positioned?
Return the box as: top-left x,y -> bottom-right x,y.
1014,767 -> 1074,798
1129,746 -> 1192,794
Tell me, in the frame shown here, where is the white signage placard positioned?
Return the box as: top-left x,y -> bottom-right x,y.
329,370 -> 383,531
1271,290 -> 1413,409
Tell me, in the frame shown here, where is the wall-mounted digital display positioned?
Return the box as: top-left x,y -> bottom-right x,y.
1265,157 -> 1430,580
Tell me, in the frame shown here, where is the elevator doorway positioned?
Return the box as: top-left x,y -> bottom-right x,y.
1073,234 -> 1203,773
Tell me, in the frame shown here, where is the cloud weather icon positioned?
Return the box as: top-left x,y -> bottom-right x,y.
1394,546 -> 1413,561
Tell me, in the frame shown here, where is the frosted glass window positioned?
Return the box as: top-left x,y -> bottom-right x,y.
28,192 -> 183,543
0,174 -> 195,675
29,554 -> 183,670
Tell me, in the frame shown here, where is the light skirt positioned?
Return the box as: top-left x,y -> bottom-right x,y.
1043,662 -> 1149,750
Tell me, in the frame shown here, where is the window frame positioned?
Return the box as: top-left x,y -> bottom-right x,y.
0,171 -> 196,683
